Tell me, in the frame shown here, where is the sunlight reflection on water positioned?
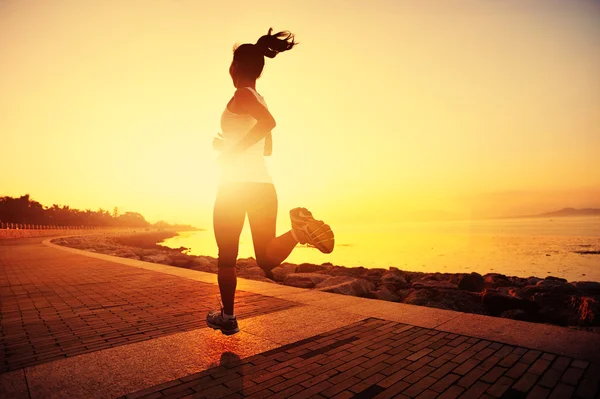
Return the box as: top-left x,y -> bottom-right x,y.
161,216 -> 600,282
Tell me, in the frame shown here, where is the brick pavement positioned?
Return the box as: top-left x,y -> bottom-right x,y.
120,318 -> 600,399
0,238 -> 297,373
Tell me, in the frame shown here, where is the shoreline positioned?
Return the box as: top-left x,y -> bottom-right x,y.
52,231 -> 600,332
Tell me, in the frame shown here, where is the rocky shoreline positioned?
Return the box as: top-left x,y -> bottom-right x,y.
52,232 -> 600,331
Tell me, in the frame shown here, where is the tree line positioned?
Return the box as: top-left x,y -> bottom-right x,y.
0,194 -> 197,230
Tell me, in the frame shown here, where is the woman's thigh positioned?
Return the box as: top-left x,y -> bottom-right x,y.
213,184 -> 248,268
246,183 -> 278,264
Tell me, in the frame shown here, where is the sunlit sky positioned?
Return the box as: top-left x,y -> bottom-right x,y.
1,0 -> 599,230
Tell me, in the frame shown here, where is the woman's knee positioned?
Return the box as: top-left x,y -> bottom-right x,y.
256,255 -> 277,271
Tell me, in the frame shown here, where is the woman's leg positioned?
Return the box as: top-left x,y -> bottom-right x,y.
247,183 -> 298,273
213,184 -> 246,316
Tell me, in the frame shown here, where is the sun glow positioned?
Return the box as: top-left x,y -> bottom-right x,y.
1,0 -> 599,231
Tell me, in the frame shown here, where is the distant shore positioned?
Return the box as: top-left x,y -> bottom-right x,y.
52,231 -> 600,332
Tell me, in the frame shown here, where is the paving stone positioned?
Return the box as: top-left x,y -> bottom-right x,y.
561,366 -> 584,386
512,372 -> 540,393
548,382 -> 575,399
526,385 -> 551,399
485,375 -> 514,398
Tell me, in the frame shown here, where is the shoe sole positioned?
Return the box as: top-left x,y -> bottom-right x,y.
290,209 -> 335,253
206,321 -> 240,336
306,223 -> 334,254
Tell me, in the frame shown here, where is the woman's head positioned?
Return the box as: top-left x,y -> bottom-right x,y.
229,28 -> 297,87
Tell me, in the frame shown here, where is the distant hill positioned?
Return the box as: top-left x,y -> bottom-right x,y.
505,208 -> 600,219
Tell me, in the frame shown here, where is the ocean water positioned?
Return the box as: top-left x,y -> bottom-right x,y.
161,216 -> 600,282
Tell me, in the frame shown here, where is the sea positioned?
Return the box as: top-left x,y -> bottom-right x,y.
161,216 -> 600,282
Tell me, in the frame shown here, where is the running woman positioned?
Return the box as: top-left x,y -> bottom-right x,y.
206,28 -> 335,335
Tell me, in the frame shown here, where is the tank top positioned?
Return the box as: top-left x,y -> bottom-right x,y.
219,87 -> 273,185
218,87 -> 272,185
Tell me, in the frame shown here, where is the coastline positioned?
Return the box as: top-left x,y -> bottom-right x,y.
52,231 -> 600,332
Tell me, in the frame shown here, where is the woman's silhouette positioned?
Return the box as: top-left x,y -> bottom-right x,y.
206,28 -> 335,335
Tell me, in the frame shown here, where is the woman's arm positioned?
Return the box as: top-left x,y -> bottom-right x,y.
229,88 -> 276,154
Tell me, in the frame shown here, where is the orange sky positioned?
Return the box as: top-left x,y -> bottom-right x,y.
1,0 -> 599,229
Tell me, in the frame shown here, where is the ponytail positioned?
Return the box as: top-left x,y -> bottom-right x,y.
254,28 -> 297,58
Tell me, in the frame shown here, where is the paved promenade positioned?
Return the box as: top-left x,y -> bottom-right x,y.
1,236 -> 599,399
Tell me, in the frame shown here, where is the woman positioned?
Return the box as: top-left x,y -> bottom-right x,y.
206,28 -> 335,335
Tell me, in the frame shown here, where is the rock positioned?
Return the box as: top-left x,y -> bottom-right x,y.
482,289 -> 538,316
404,272 -> 425,283
526,277 -> 542,286
403,288 -> 485,314
141,254 -> 172,265
240,267 -> 267,278
325,265 -> 366,277
119,253 -> 140,260
317,277 -> 375,297
189,257 -> 218,273
172,259 -> 191,267
483,273 -> 512,288
270,263 -> 297,282
576,296 -> 600,326
520,279 -> 579,297
84,248 -> 97,253
500,309 -> 531,321
535,295 -> 579,326
361,268 -> 386,284
412,280 -> 458,290
457,273 -> 485,292
381,271 -> 408,287
283,273 -> 329,288
396,289 -> 413,302
236,258 -> 258,269
374,286 -> 401,302
295,263 -> 327,273
545,276 -> 567,283
571,281 -> 600,294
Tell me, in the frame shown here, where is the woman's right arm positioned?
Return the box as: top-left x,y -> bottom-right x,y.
228,88 -> 276,154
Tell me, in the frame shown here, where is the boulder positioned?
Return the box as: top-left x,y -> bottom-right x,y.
482,289 -> 538,316
404,272 -> 426,283
571,281 -> 600,294
526,277 -> 542,286
239,266 -> 266,278
545,276 -> 567,283
374,286 -> 401,302
457,273 -> 485,292
141,254 -> 172,265
236,258 -> 258,269
283,273 -> 329,288
189,257 -> 218,273
295,263 -> 327,273
325,265 -> 367,277
520,279 -> 579,297
362,268 -> 387,283
483,273 -> 512,288
535,295 -> 578,326
317,277 -> 375,297
500,309 -> 531,322
403,288 -> 485,314
381,271 -> 408,287
270,263 -> 297,282
172,259 -> 191,267
412,280 -> 458,290
576,296 -> 600,326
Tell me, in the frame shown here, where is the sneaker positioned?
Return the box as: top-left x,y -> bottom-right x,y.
206,308 -> 240,336
290,207 -> 335,254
